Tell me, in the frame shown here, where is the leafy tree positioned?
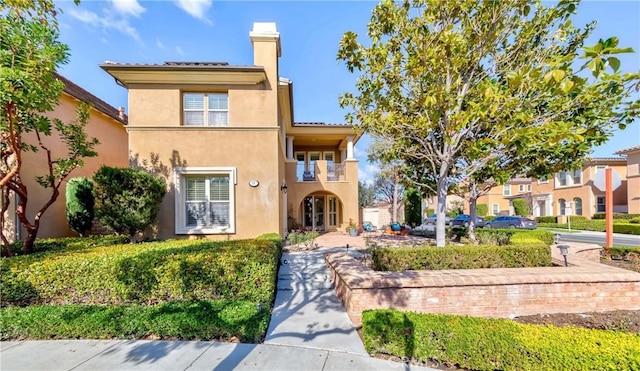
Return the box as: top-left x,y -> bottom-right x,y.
513,198 -> 530,216
338,0 -> 639,247
65,177 -> 94,236
0,0 -> 95,255
358,181 -> 375,207
476,204 -> 488,217
404,187 -> 422,227
93,166 -> 166,243
373,165 -> 404,222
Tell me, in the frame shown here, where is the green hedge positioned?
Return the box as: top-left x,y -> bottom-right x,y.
1,238 -> 281,307
362,310 -> 640,371
603,247 -> 640,260
371,243 -> 552,271
539,220 -> 640,235
6,235 -> 129,256
536,216 -> 557,223
593,213 -> 640,220
0,300 -> 270,342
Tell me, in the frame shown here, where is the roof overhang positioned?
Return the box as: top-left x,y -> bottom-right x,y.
100,64 -> 267,87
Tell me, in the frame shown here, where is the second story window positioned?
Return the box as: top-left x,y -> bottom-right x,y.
183,93 -> 228,126
572,170 -> 582,185
503,184 -> 511,196
558,172 -> 567,186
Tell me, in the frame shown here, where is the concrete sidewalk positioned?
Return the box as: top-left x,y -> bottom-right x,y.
0,340 -> 436,370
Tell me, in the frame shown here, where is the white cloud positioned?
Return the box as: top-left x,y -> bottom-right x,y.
110,0 -> 145,17
359,163 -> 379,185
156,38 -> 166,50
175,46 -> 185,56
174,0 -> 212,24
67,6 -> 141,41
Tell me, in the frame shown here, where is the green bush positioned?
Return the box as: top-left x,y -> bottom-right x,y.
511,229 -> 554,245
512,198 -> 530,216
546,219 -> 640,235
484,215 -> 495,221
603,247 -> 640,260
0,300 -> 270,342
93,166 -> 166,242
475,229 -> 514,245
404,187 -> 422,227
5,235 -> 129,257
371,243 -> 552,271
536,216 -> 557,223
65,177 -> 94,236
630,217 -> 640,224
286,230 -> 319,248
1,238 -> 281,307
476,204 -> 488,217
613,224 -> 640,235
362,310 -> 640,371
424,208 -> 434,217
593,213 -> 640,220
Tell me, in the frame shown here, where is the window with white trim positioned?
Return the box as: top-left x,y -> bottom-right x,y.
572,170 -> 582,185
503,184 -> 511,196
183,93 -> 228,126
518,184 -> 531,193
175,167 -> 236,234
573,197 -> 583,216
492,204 -> 499,216
558,198 -> 566,215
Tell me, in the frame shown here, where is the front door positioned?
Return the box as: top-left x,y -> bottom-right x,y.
303,196 -> 325,231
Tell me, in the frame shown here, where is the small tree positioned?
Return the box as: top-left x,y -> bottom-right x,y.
358,181 -> 375,207
65,177 -> 94,236
404,187 -> 422,227
476,204 -> 488,217
513,198 -> 530,216
93,166 -> 166,243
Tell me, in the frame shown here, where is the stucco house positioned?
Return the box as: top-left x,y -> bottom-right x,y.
615,145 -> 640,214
101,22 -> 360,240
2,73 -> 129,242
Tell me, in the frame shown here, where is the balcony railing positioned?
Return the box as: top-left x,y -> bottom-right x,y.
296,161 -> 347,182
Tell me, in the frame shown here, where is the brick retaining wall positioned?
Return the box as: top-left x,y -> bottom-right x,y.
326,243 -> 640,326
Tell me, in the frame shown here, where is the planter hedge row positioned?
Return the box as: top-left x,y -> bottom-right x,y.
362,310 -> 640,371
371,243 -> 552,271
539,220 -> 640,235
1,237 -> 281,307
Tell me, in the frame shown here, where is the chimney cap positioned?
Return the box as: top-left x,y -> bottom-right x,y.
251,22 -> 278,34
250,22 -> 281,57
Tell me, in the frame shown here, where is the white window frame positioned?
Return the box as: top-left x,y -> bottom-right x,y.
174,167 -> 237,234
328,196 -> 338,227
492,203 -> 499,216
503,184 -> 511,196
183,92 -> 229,126
572,170 -> 582,185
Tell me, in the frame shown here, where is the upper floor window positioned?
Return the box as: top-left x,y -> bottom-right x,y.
503,184 -> 511,196
537,176 -> 549,184
518,184 -> 531,193
556,169 -> 582,188
183,93 -> 228,126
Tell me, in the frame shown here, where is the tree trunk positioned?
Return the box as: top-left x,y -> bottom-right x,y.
0,187 -> 13,257
22,226 -> 38,254
392,173 -> 399,222
435,178 -> 448,248
468,183 -> 479,243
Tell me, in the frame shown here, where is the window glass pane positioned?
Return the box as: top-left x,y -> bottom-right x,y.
208,94 -> 228,110
186,178 -> 206,201
573,197 -> 582,215
210,175 -> 230,201
210,202 -> 229,226
208,111 -> 228,126
559,199 -> 566,215
185,111 -> 204,126
184,94 -> 204,109
186,202 -> 207,226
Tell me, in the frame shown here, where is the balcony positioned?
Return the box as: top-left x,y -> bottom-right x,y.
286,160 -> 357,198
297,161 -> 347,182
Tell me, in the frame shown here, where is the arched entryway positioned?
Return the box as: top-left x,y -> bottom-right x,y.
298,192 -> 342,232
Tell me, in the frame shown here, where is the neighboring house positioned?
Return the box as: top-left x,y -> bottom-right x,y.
467,178 -> 533,216
615,145 -> 640,214
2,73 -> 129,242
531,158 -> 628,218
101,23 -> 360,240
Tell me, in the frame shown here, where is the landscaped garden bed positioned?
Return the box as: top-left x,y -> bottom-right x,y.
0,235 -> 281,342
363,309 -> 640,371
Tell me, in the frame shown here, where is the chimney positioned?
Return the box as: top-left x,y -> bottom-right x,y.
249,22 -> 281,59
118,106 -> 125,120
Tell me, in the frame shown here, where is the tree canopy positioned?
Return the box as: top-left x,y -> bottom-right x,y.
338,0 -> 640,246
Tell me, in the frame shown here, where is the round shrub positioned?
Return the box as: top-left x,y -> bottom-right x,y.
65,177 -> 95,236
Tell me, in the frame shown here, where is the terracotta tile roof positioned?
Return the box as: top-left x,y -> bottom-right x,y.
614,145 -> 640,155
294,122 -> 352,127
585,157 -> 627,163
55,72 -> 127,125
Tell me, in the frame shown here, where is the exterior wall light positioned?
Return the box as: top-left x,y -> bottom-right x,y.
280,182 -> 287,193
557,244 -> 570,267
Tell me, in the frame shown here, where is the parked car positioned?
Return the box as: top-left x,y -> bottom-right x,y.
423,214 -> 452,225
485,216 -> 537,229
449,214 -> 486,228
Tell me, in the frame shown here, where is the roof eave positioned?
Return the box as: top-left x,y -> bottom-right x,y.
100,65 -> 267,86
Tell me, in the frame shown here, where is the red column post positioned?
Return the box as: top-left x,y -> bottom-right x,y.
605,168 -> 613,248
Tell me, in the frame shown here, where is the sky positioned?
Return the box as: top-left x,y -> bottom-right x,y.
54,0 -> 640,185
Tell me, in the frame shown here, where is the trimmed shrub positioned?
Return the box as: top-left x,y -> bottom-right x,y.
93,166 -> 166,242
511,229 -> 554,245
362,310 -> 640,371
1,238 -> 281,307
424,208 -> 434,217
593,213 -> 640,220
371,243 -> 552,271
547,220 -> 640,235
65,177 -> 95,236
512,198 -> 530,216
484,215 -> 496,221
614,224 -> 640,235
476,203 -> 488,217
475,229 -> 514,245
404,187 -> 422,227
536,216 -> 557,223
603,247 -> 640,261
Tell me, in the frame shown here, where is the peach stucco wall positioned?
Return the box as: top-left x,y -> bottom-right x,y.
128,129 -> 282,240
9,93 -> 128,240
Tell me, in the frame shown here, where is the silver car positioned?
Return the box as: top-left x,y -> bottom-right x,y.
423,214 -> 452,225
485,216 -> 537,229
